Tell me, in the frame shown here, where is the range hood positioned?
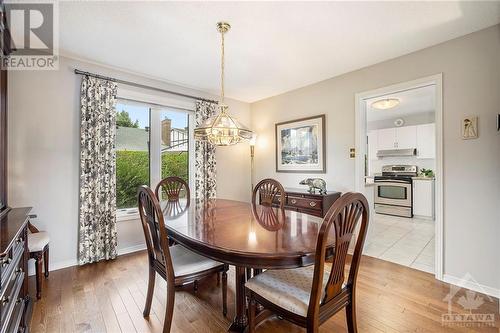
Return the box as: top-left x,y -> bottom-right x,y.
376,148 -> 417,158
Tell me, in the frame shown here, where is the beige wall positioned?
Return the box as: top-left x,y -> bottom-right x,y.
251,25 -> 500,293
7,56 -> 251,271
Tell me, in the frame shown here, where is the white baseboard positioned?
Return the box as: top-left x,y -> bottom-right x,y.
117,244 -> 147,256
443,274 -> 500,299
28,258 -> 77,276
27,244 -> 147,276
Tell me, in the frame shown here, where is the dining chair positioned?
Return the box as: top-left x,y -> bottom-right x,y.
248,178 -> 286,279
155,176 -> 190,202
245,192 -> 369,333
251,178 -> 286,231
138,185 -> 228,333
27,214 -> 50,300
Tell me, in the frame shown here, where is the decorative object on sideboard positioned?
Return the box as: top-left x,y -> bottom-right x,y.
275,115 -> 326,173
394,118 -> 405,127
461,116 -> 478,139
299,178 -> 327,194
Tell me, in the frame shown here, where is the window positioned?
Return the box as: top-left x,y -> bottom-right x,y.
160,109 -> 189,198
115,102 -> 150,210
115,99 -> 193,218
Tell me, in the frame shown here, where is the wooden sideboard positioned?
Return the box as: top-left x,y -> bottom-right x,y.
263,188 -> 341,218
0,207 -> 32,333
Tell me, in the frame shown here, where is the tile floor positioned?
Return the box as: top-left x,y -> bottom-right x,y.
363,213 -> 435,273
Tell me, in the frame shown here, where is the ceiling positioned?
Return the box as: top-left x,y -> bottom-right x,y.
366,85 -> 435,122
59,2 -> 500,103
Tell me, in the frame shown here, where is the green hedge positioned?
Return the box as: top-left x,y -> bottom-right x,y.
116,150 -> 188,209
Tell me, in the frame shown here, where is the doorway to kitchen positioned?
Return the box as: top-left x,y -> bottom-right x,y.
354,75 -> 443,279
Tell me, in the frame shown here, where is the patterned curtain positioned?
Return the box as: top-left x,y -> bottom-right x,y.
78,75 -> 118,265
195,100 -> 217,201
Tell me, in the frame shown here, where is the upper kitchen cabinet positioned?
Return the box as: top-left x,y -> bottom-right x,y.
377,127 -> 397,150
367,130 -> 378,160
376,125 -> 417,149
395,125 -> 417,149
416,123 -> 436,159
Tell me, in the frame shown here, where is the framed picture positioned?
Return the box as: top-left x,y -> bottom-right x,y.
275,114 -> 326,173
462,116 -> 478,139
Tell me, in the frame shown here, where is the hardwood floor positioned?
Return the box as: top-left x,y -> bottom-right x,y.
30,251 -> 499,333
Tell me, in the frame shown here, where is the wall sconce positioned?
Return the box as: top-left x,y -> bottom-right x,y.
250,134 -> 257,192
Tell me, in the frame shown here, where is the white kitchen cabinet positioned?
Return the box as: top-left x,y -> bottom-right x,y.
395,125 -> 417,149
374,126 -> 417,150
367,130 -> 378,160
416,123 -> 436,159
413,179 -> 435,218
377,128 -> 397,150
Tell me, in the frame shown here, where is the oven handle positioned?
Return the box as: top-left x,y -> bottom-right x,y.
375,180 -> 411,184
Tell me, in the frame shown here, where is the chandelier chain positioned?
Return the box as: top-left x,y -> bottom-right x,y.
220,28 -> 225,104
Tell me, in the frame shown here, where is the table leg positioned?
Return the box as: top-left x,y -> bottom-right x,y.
228,266 -> 248,332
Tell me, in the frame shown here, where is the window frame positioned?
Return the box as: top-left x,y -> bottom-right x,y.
115,87 -> 195,222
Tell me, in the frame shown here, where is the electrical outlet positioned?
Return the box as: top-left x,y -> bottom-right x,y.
349,148 -> 355,158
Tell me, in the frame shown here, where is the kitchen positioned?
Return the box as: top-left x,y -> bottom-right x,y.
363,84 -> 437,274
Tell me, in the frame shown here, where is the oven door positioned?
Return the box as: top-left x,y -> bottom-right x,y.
374,180 -> 412,207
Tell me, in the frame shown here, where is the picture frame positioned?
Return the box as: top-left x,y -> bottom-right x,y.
275,114 -> 326,173
461,116 -> 478,139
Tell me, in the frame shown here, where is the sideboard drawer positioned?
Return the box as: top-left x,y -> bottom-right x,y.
0,239 -> 24,293
262,189 -> 341,218
287,196 -> 322,211
0,269 -> 24,333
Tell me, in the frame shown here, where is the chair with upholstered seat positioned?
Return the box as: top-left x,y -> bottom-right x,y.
155,176 -> 190,202
251,178 -> 285,232
138,185 -> 228,333
27,215 -> 50,299
246,192 -> 369,333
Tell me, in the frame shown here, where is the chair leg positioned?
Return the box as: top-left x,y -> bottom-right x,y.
346,300 -> 358,333
163,282 -> 175,333
193,280 -> 198,292
216,272 -> 221,286
143,266 -> 155,317
248,293 -> 256,333
222,268 -> 228,316
43,247 -> 49,278
34,254 -> 42,300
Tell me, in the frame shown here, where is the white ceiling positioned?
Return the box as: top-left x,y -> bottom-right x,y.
59,1 -> 500,103
366,85 -> 435,122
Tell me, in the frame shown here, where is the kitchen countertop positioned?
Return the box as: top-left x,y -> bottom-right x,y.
412,177 -> 435,181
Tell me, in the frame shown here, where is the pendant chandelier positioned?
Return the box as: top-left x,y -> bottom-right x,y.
194,22 -> 253,146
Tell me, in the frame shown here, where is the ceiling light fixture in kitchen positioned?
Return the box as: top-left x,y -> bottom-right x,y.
371,98 -> 400,110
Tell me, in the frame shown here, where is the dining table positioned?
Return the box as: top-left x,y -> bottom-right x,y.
160,198 -> 327,332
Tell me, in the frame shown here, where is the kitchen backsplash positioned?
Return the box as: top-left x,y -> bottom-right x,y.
369,156 -> 435,175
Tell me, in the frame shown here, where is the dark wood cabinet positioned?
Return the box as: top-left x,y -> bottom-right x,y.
0,207 -> 32,333
263,188 -> 341,218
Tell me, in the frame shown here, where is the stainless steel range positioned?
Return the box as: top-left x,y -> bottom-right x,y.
374,165 -> 418,218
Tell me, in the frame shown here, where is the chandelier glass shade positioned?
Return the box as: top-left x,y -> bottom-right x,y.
194,104 -> 253,145
194,21 -> 253,146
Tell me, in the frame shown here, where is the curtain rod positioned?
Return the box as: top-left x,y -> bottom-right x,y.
74,69 -> 218,104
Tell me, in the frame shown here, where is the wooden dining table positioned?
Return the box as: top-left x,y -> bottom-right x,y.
160,198 -> 326,332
